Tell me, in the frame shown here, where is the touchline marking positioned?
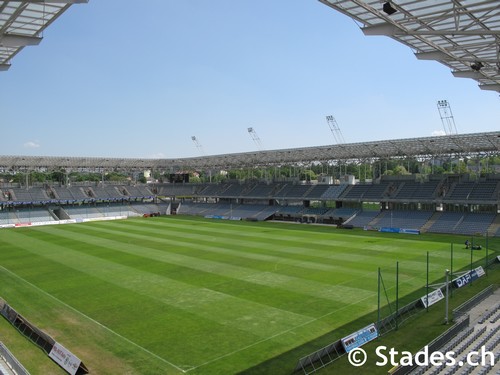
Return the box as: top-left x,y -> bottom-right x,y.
0,266 -> 190,374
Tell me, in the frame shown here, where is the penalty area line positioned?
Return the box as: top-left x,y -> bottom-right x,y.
0,266 -> 191,374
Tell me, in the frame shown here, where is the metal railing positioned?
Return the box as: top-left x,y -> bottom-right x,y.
0,342 -> 30,375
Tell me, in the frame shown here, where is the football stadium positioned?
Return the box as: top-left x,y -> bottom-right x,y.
1,1 -> 500,375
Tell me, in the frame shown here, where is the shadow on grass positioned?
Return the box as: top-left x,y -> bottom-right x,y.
240,261 -> 500,375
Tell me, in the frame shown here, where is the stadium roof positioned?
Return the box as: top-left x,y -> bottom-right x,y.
319,0 -> 500,93
0,0 -> 87,71
3,1 -> 498,89
0,132 -> 499,172
1,2 -> 498,173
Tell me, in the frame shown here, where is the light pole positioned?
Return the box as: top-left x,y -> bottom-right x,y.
444,269 -> 450,325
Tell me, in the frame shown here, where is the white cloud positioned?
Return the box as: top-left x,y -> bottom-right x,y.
431,130 -> 446,136
23,140 -> 41,148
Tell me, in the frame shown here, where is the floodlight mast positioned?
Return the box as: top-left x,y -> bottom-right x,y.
247,127 -> 263,150
191,136 -> 205,155
437,100 -> 458,135
326,115 -> 345,144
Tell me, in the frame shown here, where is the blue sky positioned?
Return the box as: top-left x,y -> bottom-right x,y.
1,0 -> 499,159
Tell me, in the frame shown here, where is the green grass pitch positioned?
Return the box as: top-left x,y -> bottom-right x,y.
0,216 -> 490,374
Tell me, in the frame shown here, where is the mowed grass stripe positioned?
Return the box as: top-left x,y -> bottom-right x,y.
0,217 -> 480,374
131,217 -> 447,256
0,266 -> 183,375
123,218 -> 460,266
88,222 -> 374,271
127,218 -> 393,251
74,221 -> 374,280
37,220 -> 467,319
0,242 -> 258,368
43,223 -> 377,305
1,225 -> 378,371
7,226 -> 347,319
1,231 -> 327,369
55,219 -> 470,302
112,219 -> 398,273
89,219 -> 420,291
80,219 -> 469,290
96,223 -> 366,274
117,217 -> 473,296
2,230 -> 314,338
122,218 -> 382,251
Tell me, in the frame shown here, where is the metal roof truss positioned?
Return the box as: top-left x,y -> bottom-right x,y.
319,0 -> 500,92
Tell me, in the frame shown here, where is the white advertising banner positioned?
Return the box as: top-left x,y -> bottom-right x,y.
49,342 -> 81,375
475,266 -> 486,278
421,289 -> 445,308
341,323 -> 378,353
452,266 -> 486,289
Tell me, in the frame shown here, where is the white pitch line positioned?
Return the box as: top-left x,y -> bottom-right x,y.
0,266 -> 190,374
187,289 -> 378,372
188,268 -> 428,372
